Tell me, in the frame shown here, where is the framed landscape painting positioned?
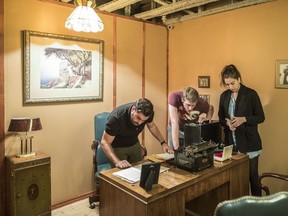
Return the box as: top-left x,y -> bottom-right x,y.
23,30 -> 104,104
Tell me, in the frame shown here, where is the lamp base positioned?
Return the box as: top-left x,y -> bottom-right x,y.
16,152 -> 37,158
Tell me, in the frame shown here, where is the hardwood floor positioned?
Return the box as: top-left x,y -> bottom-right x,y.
52,198 -> 99,216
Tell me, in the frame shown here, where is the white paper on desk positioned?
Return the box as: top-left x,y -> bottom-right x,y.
113,167 -> 141,184
155,153 -> 174,160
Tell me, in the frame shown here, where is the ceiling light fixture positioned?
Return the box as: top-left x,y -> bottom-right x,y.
65,0 -> 104,33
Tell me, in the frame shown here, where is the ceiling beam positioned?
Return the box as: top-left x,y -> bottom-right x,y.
154,0 -> 195,15
165,0 -> 275,25
98,0 -> 141,12
134,0 -> 219,20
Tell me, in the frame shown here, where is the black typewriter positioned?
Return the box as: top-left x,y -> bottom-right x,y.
168,122 -> 220,173
169,141 -> 217,173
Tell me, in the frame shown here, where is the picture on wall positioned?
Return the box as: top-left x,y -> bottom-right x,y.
275,59 -> 288,89
23,30 -> 104,104
198,76 -> 210,88
199,94 -> 210,104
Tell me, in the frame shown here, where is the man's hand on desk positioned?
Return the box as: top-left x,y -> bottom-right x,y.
115,160 -> 132,169
161,143 -> 174,154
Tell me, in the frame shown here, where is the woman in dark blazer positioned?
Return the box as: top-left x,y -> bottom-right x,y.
218,64 -> 265,196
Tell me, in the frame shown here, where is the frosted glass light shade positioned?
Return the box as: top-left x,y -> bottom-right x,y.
65,6 -> 104,33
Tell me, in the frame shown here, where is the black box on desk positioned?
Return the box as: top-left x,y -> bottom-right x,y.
184,121 -> 222,146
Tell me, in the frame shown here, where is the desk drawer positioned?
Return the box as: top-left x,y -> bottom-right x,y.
184,169 -> 229,201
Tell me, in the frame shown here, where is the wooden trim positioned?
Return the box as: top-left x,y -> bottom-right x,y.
51,191 -> 95,210
141,23 -> 146,143
142,23 -> 146,97
0,0 -> 5,214
113,16 -> 117,109
166,29 -> 169,142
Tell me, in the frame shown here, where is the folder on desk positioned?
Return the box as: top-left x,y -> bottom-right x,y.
146,153 -> 174,162
155,153 -> 174,160
214,145 -> 233,162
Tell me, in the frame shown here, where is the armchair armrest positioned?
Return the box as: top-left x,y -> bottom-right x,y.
91,140 -> 100,174
259,172 -> 288,195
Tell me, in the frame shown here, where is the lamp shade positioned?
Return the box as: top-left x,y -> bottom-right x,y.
65,2 -> 104,33
8,118 -> 42,132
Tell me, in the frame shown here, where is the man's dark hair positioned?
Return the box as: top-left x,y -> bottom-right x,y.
135,98 -> 154,117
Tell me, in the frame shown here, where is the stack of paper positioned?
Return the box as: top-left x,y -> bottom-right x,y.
112,162 -> 170,183
113,167 -> 141,183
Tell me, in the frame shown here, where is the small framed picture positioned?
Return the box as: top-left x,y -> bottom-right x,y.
198,76 -> 210,88
199,94 -> 210,104
275,59 -> 288,88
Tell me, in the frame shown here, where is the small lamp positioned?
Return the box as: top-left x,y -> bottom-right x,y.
65,0 -> 104,33
8,117 -> 42,158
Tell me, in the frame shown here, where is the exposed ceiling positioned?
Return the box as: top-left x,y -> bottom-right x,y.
59,0 -> 275,27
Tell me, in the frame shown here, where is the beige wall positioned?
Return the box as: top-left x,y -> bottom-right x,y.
4,0 -> 167,204
169,0 -> 288,193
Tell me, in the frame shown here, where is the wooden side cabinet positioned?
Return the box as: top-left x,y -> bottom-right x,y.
5,152 -> 51,216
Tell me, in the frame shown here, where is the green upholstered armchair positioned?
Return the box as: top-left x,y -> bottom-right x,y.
89,112 -> 111,209
214,191 -> 288,216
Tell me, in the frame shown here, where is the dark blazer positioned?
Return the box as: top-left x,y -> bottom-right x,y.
218,84 -> 265,153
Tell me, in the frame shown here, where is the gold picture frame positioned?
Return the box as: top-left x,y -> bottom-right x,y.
23,30 -> 104,104
275,59 -> 288,89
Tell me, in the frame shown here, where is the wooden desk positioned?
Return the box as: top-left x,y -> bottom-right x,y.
99,154 -> 249,216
